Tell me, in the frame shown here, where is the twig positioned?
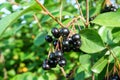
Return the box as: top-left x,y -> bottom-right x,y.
60,67 -> 66,77
91,58 -> 95,80
66,16 -> 85,27
3,68 -> 8,80
33,14 -> 42,31
75,0 -> 84,19
60,0 -> 63,22
35,0 -> 65,27
85,0 -> 89,28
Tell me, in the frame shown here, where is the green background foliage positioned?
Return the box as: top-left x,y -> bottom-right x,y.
0,0 -> 120,80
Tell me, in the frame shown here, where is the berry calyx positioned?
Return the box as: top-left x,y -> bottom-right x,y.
45,35 -> 53,43
51,27 -> 60,38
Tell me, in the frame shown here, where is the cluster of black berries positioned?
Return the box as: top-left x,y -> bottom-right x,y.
101,4 -> 118,13
104,73 -> 120,80
42,50 -> 66,70
42,27 -> 82,70
45,27 -> 82,52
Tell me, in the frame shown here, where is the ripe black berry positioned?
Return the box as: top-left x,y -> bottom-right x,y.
73,40 -> 82,47
60,27 -> 70,37
51,27 -> 60,38
49,52 -> 55,60
42,63 -> 51,70
55,50 -> 63,58
45,35 -> 53,42
42,60 -> 51,70
68,37 -> 73,44
58,58 -> 66,67
62,46 -> 71,52
72,34 -> 81,41
62,40 -> 69,47
101,5 -> 118,13
48,59 -> 57,68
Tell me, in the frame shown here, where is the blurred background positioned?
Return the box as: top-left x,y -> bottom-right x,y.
0,0 -> 119,80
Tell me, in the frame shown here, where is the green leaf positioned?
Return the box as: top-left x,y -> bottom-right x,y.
91,56 -> 108,73
0,2 -> 41,36
80,29 -> 105,53
91,10 -> 120,27
77,54 -> 92,78
34,31 -> 48,46
106,46 -> 120,62
75,71 -> 85,80
112,27 -> 120,43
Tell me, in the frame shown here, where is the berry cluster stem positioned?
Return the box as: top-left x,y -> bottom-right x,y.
85,0 -> 89,28
75,0 -> 84,19
66,16 -> 85,28
35,0 -> 65,28
60,67 -> 66,77
60,0 -> 63,22
33,14 -> 42,31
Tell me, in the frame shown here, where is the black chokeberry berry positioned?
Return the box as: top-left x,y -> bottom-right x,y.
42,63 -> 51,70
60,27 -> 70,37
53,39 -> 60,47
48,59 -> 57,68
42,60 -> 51,70
73,40 -> 82,47
62,46 -> 71,52
51,27 -> 60,38
45,35 -> 53,43
62,40 -> 69,47
55,50 -> 63,58
68,37 -> 73,44
58,58 -> 66,67
72,34 -> 81,41
49,52 -> 55,60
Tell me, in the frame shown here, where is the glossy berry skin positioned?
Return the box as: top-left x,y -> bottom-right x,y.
62,46 -> 71,52
60,27 -> 70,37
48,59 -> 57,68
101,5 -> 117,13
73,40 -> 81,47
42,63 -> 51,70
55,50 -> 63,58
42,60 -> 50,70
51,27 -> 60,38
45,35 -> 53,43
58,58 -> 66,67
68,37 -> 73,44
62,40 -> 69,47
49,52 -> 55,60
72,34 -> 81,41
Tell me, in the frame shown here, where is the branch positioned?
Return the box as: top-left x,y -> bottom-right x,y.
75,0 -> 84,19
85,0 -> 89,28
60,0 -> 63,22
35,0 -> 65,27
66,16 -> 85,27
60,67 -> 66,77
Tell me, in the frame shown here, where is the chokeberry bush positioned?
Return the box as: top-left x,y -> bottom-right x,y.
0,0 -> 120,80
